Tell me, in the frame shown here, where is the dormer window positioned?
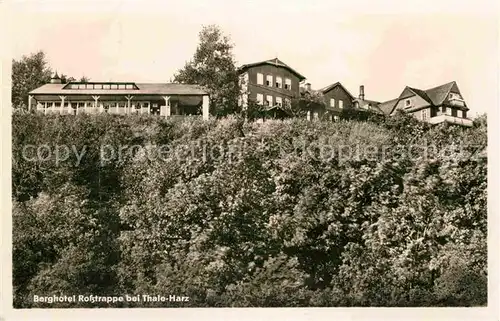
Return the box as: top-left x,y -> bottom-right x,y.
63,82 -> 139,90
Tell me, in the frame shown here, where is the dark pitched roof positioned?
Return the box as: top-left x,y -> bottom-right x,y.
377,98 -> 399,115
424,81 -> 457,105
319,82 -> 355,100
407,86 -> 433,105
29,82 -> 208,96
354,98 -> 380,106
237,58 -> 306,81
402,81 -> 458,106
387,81 -> 465,113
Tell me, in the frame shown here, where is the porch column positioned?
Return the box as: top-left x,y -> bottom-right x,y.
202,95 -> 210,120
92,96 -> 100,114
28,95 -> 33,112
125,95 -> 134,115
59,96 -> 66,115
306,110 -> 311,121
44,102 -> 48,115
52,102 -> 55,114
163,96 -> 171,117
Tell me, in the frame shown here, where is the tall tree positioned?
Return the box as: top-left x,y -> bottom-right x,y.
174,25 -> 240,117
12,51 -> 52,108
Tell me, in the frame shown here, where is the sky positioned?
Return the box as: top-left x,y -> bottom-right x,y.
5,0 -> 499,117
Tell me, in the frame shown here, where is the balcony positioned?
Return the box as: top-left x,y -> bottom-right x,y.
447,98 -> 466,107
428,114 -> 473,127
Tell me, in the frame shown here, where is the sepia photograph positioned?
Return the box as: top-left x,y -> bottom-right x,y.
1,0 -> 498,319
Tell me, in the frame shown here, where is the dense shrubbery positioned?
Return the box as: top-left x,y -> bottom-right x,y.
12,113 -> 487,307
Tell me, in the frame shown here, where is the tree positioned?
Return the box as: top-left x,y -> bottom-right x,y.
79,76 -> 90,83
174,25 -> 240,117
12,51 -> 52,108
12,50 -> 88,109
60,74 -> 76,84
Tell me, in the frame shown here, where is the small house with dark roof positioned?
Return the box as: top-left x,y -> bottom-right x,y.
319,82 -> 356,120
385,81 -> 472,126
298,82 -> 384,121
237,57 -> 306,117
28,79 -> 210,119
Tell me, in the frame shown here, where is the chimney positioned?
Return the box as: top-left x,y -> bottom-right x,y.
305,83 -> 311,91
359,85 -> 365,100
50,72 -> 62,84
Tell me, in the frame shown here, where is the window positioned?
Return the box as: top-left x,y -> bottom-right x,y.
266,95 -> 273,106
422,109 -> 429,121
442,106 -> 447,113
334,115 -> 340,121
103,84 -> 111,90
330,98 -> 335,107
95,84 -> 103,90
462,110 -> 467,118
405,99 -> 412,107
256,93 -> 264,105
118,84 -> 126,89
339,100 -> 344,109
257,73 -> 264,85
284,98 -> 291,108
276,77 -> 282,88
111,84 -> 118,90
125,84 -> 134,89
276,97 -> 283,107
64,102 -> 69,108
313,111 -> 319,120
266,75 -> 273,87
78,84 -> 85,89
285,78 -> 292,90
451,109 -> 457,117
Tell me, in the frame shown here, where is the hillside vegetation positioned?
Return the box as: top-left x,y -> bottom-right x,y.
12,113 -> 487,307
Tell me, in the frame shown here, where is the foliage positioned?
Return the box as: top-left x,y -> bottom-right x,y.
12,113 -> 487,307
12,51 -> 52,109
12,51 -> 90,109
174,25 -> 240,117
